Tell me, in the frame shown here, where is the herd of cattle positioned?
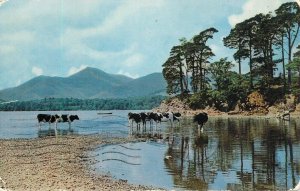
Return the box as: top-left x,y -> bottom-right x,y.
128,111 -> 181,130
127,111 -> 209,132
36,111 -> 209,132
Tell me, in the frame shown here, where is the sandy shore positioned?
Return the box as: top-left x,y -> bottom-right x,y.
0,135 -> 153,191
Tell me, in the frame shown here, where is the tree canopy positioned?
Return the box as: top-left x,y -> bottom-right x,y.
162,2 -> 300,110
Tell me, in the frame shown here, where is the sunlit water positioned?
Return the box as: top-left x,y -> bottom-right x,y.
0,111 -> 299,190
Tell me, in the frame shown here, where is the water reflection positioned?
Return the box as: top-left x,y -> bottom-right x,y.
163,117 -> 300,190
37,128 -> 77,138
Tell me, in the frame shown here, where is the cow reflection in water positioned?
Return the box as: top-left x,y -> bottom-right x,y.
129,130 -> 163,139
38,128 -> 76,138
164,128 -> 209,190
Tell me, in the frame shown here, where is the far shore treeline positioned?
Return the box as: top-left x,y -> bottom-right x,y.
0,96 -> 165,111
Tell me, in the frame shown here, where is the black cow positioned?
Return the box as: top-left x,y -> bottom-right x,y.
55,114 -> 79,129
37,114 -> 59,128
193,112 -> 208,132
173,112 -> 181,122
140,112 -> 149,130
148,112 -> 163,128
128,112 -> 142,131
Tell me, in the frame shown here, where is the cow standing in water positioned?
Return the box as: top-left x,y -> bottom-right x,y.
37,114 -> 58,129
128,112 -> 142,132
55,114 -> 79,129
147,111 -> 181,129
37,114 -> 79,129
193,112 -> 208,133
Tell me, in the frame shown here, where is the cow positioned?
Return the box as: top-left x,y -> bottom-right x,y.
160,112 -> 182,127
193,112 -> 208,133
148,112 -> 163,130
37,114 -> 59,128
55,114 -> 79,129
148,111 -> 181,128
140,112 -> 149,130
128,112 -> 142,131
173,112 -> 181,123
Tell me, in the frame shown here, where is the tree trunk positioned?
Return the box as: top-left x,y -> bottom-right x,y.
281,34 -> 286,90
249,37 -> 253,89
298,67 -> 300,88
288,30 -> 292,89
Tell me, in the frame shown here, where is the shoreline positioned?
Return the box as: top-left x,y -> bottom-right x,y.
0,134 -> 152,191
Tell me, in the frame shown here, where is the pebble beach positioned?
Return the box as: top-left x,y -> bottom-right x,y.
0,135 -> 153,191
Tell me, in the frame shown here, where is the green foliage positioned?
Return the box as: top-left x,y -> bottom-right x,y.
209,58 -> 234,90
0,96 -> 166,111
208,58 -> 249,109
182,2 -> 300,110
287,52 -> 300,98
187,90 -> 211,109
162,28 -> 218,95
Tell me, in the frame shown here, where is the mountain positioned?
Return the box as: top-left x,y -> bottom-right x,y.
114,73 -> 166,97
0,67 -> 166,101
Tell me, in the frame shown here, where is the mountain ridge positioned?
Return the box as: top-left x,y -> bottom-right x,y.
0,67 -> 166,101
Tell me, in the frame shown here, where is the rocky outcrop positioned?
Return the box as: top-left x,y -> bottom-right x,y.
154,93 -> 300,117
153,98 -> 224,116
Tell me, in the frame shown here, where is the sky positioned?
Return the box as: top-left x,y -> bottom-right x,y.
0,0 -> 297,90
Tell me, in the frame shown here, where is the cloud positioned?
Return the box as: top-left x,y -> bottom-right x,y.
63,0 -> 165,40
0,0 -> 8,7
117,70 -> 139,79
122,54 -> 144,67
32,66 -> 43,76
68,65 -> 88,76
0,31 -> 35,45
228,0 -> 293,27
0,45 -> 15,55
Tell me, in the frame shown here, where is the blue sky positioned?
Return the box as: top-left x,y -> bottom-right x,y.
0,0 -> 296,90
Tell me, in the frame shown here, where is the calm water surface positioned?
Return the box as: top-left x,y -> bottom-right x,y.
0,110 -> 134,138
0,111 -> 299,190
93,117 -> 300,190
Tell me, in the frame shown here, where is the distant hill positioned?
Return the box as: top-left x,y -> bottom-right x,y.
114,73 -> 166,97
0,67 -> 167,101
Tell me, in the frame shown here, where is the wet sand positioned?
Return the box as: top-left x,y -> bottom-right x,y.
0,135 -> 154,191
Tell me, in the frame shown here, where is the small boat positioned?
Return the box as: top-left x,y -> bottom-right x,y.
97,112 -> 113,115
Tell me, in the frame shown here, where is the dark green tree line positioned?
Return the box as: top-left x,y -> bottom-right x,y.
0,96 -> 165,111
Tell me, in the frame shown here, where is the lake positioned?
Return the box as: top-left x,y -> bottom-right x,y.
0,111 -> 299,190
0,110 -> 137,139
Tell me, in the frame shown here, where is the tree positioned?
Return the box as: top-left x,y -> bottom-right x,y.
224,15 -> 262,89
275,2 -> 300,88
251,13 -> 283,89
208,58 -> 249,110
162,28 -> 218,95
209,58 -> 234,91
162,56 -> 182,95
286,45 -> 300,91
189,27 -> 218,92
223,26 -> 249,75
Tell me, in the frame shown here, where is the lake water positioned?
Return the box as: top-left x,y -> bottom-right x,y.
0,110 -> 137,139
0,111 -> 299,190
